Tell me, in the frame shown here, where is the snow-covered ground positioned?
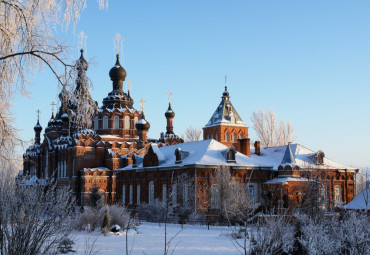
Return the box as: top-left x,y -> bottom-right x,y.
72,222 -> 239,255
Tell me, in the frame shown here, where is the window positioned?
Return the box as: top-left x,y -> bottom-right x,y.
124,116 -> 130,130
134,117 -> 138,129
334,185 -> 342,206
114,116 -> 119,129
319,184 -> 327,209
122,185 -> 126,204
162,184 -> 167,204
64,161 -> 67,177
239,134 -> 243,139
225,146 -> 236,163
103,116 -> 108,129
57,162 -> 60,178
129,185 -> 133,204
233,133 -> 237,142
94,116 -> 99,130
149,181 -> 154,204
182,183 -> 189,207
172,184 -> 177,205
247,184 -> 257,204
225,133 -> 230,142
211,184 -> 220,208
137,185 -> 140,205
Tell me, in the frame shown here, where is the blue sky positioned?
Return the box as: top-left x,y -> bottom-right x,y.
14,1 -> 370,169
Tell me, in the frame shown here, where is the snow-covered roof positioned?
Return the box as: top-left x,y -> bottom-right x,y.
264,176 -> 309,184
119,139 -> 273,170
203,90 -> 247,128
342,188 -> 369,210
251,143 -> 357,171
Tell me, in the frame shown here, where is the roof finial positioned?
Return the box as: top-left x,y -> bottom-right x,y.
139,97 -> 146,112
127,80 -> 131,91
225,75 -> 228,91
36,109 -> 41,122
50,102 -> 56,117
77,30 -> 88,55
168,90 -> 172,104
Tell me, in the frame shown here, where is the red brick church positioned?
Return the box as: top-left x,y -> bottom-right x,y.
23,51 -> 358,214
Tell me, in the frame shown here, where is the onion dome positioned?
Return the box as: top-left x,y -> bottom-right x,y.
135,113 -> 150,131
165,103 -> 175,118
61,112 -> 69,122
76,49 -> 88,71
34,120 -> 42,132
109,54 -> 127,83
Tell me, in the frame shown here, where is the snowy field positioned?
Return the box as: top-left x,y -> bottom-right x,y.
72,222 -> 239,255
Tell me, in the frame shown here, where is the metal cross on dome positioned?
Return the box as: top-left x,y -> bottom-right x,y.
168,90 -> 172,104
36,109 -> 41,121
113,33 -> 124,55
139,98 -> 146,112
50,102 -> 56,115
78,31 -> 88,55
127,80 -> 131,91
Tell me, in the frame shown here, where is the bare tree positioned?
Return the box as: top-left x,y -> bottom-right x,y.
0,176 -> 76,254
251,109 -> 296,147
0,0 -> 107,162
184,125 -> 202,142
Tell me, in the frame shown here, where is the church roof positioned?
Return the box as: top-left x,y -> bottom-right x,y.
204,87 -> 247,128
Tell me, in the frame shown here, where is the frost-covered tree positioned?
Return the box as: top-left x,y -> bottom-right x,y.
0,176 -> 76,254
0,0 -> 107,162
184,125 -> 202,142
251,109 -> 296,147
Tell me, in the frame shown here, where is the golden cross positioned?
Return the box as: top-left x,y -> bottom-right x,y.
127,80 -> 131,91
113,33 -> 124,55
51,102 -> 56,115
139,98 -> 146,112
36,109 -> 41,121
168,90 -> 172,104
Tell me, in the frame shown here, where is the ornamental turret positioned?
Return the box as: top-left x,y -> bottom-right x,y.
165,103 -> 175,135
34,111 -> 42,145
135,112 -> 150,143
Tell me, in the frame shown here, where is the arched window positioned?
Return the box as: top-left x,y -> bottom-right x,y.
172,184 -> 177,205
114,116 -> 119,129
122,185 -> 126,204
149,181 -> 154,204
103,116 -> 108,129
334,185 -> 342,206
134,117 -> 138,129
233,133 -> 237,142
162,184 -> 167,204
211,184 -> 220,208
94,116 -> 99,130
137,185 -> 140,205
225,133 -> 230,142
129,185 -> 133,204
239,134 -> 243,139
124,116 -> 130,130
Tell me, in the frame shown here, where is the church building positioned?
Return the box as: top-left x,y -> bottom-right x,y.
23,50 -> 358,215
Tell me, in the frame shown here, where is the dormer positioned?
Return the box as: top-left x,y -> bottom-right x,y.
175,148 -> 182,164
223,146 -> 237,163
316,150 -> 325,165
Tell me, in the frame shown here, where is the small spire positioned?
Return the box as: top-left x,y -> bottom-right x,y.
281,142 -> 296,165
115,54 -> 121,66
80,48 -> 84,57
36,109 -> 40,122
225,75 -> 228,91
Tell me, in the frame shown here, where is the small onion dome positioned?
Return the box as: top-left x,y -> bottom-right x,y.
61,112 -> 69,122
165,103 -> 175,118
34,120 -> 43,132
135,113 -> 150,131
76,49 -> 88,71
223,85 -> 229,97
109,54 -> 127,82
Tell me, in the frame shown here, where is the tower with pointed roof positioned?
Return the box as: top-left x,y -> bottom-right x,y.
34,110 -> 42,145
203,85 -> 249,149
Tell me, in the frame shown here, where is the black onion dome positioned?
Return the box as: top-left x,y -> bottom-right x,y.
34,120 -> 42,132
61,112 -> 69,122
165,103 -> 175,118
76,49 -> 88,71
135,113 -> 150,131
109,54 -> 127,82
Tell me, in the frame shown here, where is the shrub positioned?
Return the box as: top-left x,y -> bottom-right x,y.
101,206 -> 110,235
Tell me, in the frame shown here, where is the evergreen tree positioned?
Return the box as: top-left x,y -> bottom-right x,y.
292,220 -> 306,255
89,183 -> 101,208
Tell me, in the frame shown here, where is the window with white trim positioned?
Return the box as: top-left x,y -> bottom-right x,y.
124,116 -> 130,130
211,184 -> 220,209
137,185 -> 140,205
149,181 -> 154,204
247,183 -> 257,204
129,185 -> 133,204
114,116 -> 119,129
334,185 -> 342,206
162,184 -> 167,204
103,116 -> 108,129
122,185 -> 126,204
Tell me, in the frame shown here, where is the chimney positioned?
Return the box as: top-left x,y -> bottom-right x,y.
238,138 -> 250,157
254,141 -> 260,156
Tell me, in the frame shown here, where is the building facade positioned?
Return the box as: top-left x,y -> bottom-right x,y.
23,51 -> 358,215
